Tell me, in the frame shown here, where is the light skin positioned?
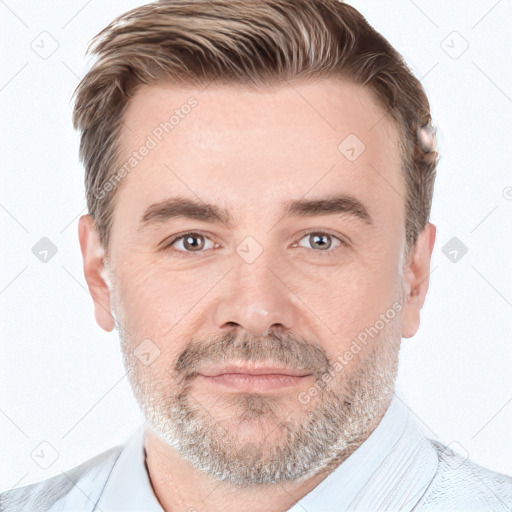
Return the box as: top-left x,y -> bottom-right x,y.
78,78 -> 436,512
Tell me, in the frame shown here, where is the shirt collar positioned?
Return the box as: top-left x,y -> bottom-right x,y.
95,396 -> 438,512
94,423 -> 165,512
288,395 -> 439,511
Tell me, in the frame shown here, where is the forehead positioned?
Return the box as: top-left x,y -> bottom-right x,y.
114,78 -> 404,231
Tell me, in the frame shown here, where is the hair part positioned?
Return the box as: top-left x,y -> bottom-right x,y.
72,0 -> 439,260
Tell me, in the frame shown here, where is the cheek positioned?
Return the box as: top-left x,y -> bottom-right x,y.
286,253 -> 400,342
113,256 -> 225,333
111,258 -> 166,338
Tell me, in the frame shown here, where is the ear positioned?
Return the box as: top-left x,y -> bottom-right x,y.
78,215 -> 115,332
401,222 -> 436,339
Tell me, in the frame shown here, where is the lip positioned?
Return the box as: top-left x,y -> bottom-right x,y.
195,363 -> 313,393
196,363 -> 312,378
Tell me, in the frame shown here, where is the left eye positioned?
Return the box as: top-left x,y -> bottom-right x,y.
293,232 -> 344,254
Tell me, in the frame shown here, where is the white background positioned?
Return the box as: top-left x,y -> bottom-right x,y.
1,0 -> 511,491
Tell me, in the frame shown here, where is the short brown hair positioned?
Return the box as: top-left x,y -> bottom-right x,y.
72,0 -> 438,257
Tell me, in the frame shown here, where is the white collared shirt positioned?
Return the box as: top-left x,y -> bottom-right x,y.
3,395 -> 511,511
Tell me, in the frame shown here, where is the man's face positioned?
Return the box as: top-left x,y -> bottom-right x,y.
82,78 -> 426,485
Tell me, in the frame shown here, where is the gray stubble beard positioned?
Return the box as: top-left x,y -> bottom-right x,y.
119,315 -> 401,487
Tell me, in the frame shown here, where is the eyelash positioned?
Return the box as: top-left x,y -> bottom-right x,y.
162,230 -> 347,258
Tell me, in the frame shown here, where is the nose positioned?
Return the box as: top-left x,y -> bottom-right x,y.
211,249 -> 299,338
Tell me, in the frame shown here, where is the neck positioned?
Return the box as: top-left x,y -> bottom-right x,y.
143,417 -> 380,512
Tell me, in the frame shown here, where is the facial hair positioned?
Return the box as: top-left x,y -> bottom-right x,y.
115,305 -> 402,487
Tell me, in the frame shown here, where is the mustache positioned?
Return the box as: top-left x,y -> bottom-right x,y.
174,329 -> 331,380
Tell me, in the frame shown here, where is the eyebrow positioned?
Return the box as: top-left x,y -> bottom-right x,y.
139,194 -> 372,230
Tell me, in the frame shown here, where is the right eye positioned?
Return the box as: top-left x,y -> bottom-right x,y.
163,231 -> 219,257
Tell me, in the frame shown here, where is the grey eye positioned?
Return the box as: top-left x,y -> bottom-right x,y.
171,232 -> 215,252
297,232 -> 342,251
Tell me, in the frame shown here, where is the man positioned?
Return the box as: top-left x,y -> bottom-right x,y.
2,0 -> 510,510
